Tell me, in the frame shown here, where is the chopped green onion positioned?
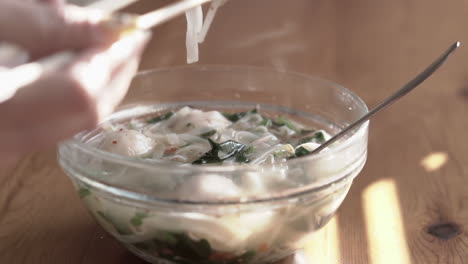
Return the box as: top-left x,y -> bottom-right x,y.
298,131 -> 326,145
147,111 -> 174,124
193,139 -> 252,164
259,117 -> 272,127
294,146 -> 311,157
273,144 -> 295,159
246,145 -> 255,154
130,212 -> 148,227
131,232 -> 257,263
272,116 -> 297,131
78,187 -> 91,198
222,108 -> 257,122
199,130 -> 216,138
300,129 -> 316,135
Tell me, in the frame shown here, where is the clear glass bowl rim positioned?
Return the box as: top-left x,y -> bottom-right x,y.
59,65 -> 369,205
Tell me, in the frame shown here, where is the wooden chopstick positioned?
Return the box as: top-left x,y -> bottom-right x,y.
5,0 -> 215,98
86,0 -> 141,13
86,0 -> 213,32
35,0 -> 213,71
134,0 -> 212,30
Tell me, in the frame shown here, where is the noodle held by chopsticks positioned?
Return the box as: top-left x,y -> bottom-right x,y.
184,0 -> 229,63
184,6 -> 203,64
198,0 -> 228,43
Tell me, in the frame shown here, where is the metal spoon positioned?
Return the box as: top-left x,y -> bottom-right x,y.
309,41 -> 461,155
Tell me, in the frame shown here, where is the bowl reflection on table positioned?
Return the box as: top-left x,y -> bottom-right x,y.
58,66 -> 368,264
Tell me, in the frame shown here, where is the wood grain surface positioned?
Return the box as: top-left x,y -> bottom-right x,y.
2,0 -> 468,263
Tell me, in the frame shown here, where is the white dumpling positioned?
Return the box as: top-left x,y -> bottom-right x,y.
176,174 -> 240,201
167,107 -> 231,134
138,211 -> 274,252
241,172 -> 265,194
100,128 -> 154,157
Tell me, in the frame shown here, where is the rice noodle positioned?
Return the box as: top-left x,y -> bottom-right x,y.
250,144 -> 295,165
184,0 -> 229,63
198,0 -> 228,43
233,131 -> 260,143
184,6 -> 203,64
175,143 -> 210,162
252,134 -> 279,148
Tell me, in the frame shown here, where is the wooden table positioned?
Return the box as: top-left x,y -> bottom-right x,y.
2,0 -> 468,263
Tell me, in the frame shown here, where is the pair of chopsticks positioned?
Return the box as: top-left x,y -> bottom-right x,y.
89,0 -> 213,30
32,0 -> 213,65
2,0 -> 213,101
29,0 -> 213,68
87,0 -> 141,13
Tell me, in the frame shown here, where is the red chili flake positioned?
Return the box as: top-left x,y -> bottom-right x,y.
164,147 -> 178,155
258,243 -> 269,253
209,252 -> 234,261
112,140 -> 117,144
161,248 -> 173,255
119,128 -> 123,132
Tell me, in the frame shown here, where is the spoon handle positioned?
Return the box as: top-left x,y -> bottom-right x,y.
309,41 -> 461,155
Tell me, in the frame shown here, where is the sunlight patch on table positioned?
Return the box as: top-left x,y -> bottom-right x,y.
362,179 -> 410,264
304,215 -> 342,263
420,152 -> 448,172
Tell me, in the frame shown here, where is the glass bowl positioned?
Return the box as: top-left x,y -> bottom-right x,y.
58,65 -> 369,264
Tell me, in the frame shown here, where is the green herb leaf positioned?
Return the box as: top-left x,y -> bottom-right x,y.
193,139 -> 252,164
272,116 -> 297,131
97,211 -> 132,235
219,141 -> 246,160
199,130 -> 217,138
247,145 -> 255,154
130,212 -> 148,227
259,117 -> 272,127
235,155 -> 249,163
300,129 -> 316,135
294,146 -> 311,157
157,232 -> 178,246
146,111 -> 174,124
298,131 -> 326,145
138,152 -> 153,159
222,109 -> 257,122
178,234 -> 212,259
234,145 -> 254,163
192,139 -> 222,164
78,187 -> 91,198
273,145 -> 295,159
132,232 -> 257,264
